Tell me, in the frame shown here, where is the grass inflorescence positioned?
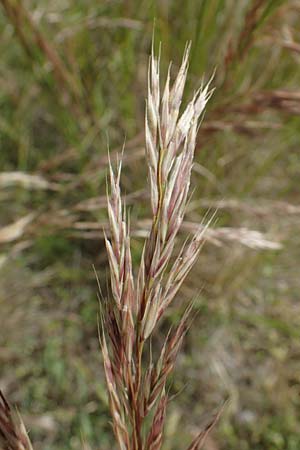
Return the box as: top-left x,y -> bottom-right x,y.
101,44 -> 215,450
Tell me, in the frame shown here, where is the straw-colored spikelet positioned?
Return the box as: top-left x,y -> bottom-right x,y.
102,43 -> 217,450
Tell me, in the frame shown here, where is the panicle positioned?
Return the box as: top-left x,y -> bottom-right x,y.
102,41 -> 216,450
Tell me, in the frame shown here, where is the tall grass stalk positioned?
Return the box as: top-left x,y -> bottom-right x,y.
102,43 -> 216,450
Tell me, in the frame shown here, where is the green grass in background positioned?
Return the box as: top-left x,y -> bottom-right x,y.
1,0 -> 300,449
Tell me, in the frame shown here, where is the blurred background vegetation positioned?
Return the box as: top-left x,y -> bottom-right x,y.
0,0 -> 300,449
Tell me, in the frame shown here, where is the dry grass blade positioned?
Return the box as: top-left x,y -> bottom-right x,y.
0,391 -> 33,450
205,227 -> 282,250
0,214 -> 35,244
199,198 -> 300,216
0,172 -> 59,191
